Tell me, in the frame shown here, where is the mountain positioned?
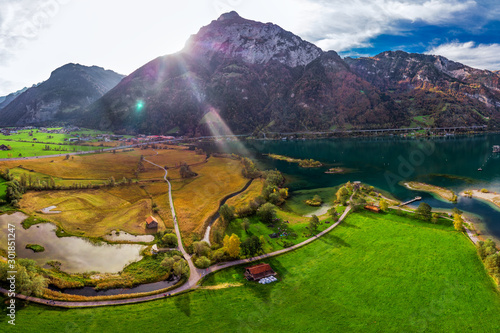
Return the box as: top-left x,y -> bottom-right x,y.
345,51 -> 500,127
0,86 -> 32,110
82,12 -> 499,135
0,64 -> 124,126
82,11 -> 406,135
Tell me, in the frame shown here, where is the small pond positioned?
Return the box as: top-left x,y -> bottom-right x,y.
0,212 -> 146,273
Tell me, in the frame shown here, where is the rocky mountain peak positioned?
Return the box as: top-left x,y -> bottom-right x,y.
217,10 -> 241,21
184,12 -> 323,68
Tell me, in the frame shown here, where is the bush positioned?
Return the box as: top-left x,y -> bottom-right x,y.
195,256 -> 211,269
481,188 -> 489,193
161,233 -> 178,247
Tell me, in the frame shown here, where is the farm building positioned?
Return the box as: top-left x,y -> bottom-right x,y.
244,263 -> 276,281
364,205 -> 381,213
146,216 -> 159,229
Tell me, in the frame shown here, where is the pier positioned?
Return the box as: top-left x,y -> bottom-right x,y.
399,196 -> 422,206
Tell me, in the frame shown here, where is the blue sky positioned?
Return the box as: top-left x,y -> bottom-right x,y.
0,0 -> 499,96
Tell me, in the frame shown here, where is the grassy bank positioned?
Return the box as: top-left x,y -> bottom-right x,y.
6,211 -> 500,332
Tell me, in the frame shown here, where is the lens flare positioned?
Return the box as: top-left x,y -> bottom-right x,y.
136,100 -> 144,111
200,107 -> 250,156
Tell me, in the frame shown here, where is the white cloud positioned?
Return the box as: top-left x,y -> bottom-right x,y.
295,0 -> 476,52
426,41 -> 500,70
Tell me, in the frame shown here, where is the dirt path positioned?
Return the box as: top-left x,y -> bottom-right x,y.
143,157 -> 203,290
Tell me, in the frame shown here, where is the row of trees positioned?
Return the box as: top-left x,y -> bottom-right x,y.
477,239 -> 500,283
0,259 -> 48,297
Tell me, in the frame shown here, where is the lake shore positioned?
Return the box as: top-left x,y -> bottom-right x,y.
461,190 -> 500,211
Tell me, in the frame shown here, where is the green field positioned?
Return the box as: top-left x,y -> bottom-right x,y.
0,140 -> 95,158
4,211 -> 500,332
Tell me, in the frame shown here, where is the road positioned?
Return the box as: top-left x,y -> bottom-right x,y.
142,155 -> 203,292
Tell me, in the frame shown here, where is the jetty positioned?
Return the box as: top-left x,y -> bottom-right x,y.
399,196 -> 422,206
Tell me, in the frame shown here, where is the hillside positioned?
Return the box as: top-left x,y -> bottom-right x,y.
345,51 -> 500,128
0,86 -> 31,110
0,64 -> 124,126
82,11 -> 406,135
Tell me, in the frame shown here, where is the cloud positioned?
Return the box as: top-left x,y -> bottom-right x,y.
0,0 -> 69,65
295,0 -> 476,52
426,41 -> 500,70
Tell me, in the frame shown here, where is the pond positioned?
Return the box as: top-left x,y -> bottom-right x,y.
0,212 -> 146,273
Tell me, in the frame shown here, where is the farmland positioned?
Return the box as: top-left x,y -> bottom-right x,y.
19,186 -> 161,237
171,156 -> 248,243
0,146 -> 248,240
5,211 -> 500,332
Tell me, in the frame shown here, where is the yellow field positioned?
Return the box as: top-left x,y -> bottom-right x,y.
225,179 -> 264,209
171,157 -> 247,243
0,151 -> 143,180
7,148 -> 246,241
20,185 -> 165,237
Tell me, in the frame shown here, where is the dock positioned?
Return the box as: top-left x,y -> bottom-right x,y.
399,196 -> 422,206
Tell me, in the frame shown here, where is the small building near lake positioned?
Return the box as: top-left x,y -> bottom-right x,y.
146,216 -> 159,229
244,263 -> 276,281
364,205 -> 381,213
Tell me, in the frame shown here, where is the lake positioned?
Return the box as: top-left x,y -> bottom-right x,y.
200,133 -> 500,243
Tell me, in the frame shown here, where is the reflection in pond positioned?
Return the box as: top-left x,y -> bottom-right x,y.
0,212 -> 146,273
103,230 -> 155,243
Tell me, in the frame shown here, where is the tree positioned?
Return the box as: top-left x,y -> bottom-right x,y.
336,186 -> 349,205
309,215 -> 320,234
227,234 -> 241,258
193,241 -> 211,257
173,259 -> 189,277
379,199 -> 389,211
161,233 -> 178,247
257,203 -> 276,224
219,204 -> 235,226
453,213 -> 464,231
415,202 -> 432,221
431,213 -> 440,224
241,218 -> 250,233
241,236 -> 263,256
179,162 -> 198,178
161,257 -> 175,271
195,256 -> 211,269
477,239 -> 498,260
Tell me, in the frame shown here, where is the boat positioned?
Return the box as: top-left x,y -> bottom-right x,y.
493,145 -> 500,153
478,168 -> 483,171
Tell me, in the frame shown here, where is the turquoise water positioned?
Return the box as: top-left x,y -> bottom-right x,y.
200,133 -> 500,242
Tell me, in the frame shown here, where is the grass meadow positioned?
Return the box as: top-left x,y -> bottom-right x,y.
4,211 -> 500,332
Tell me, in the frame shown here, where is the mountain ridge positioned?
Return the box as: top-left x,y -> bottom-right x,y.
0,63 -> 124,126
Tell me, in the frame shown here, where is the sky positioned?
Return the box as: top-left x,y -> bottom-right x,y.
0,0 -> 499,95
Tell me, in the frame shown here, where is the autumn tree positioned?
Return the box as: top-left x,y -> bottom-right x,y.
379,199 -> 389,211
226,234 -> 241,258
453,213 -> 464,231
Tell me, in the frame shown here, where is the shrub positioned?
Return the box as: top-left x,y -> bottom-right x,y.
195,256 -> 211,269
